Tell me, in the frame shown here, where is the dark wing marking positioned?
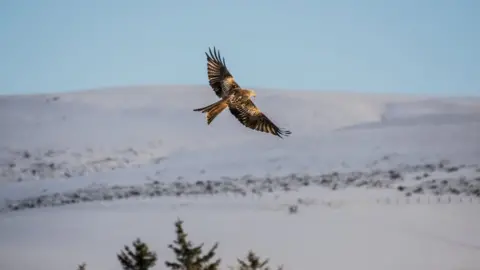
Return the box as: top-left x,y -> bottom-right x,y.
205,47 -> 240,98
228,99 -> 291,138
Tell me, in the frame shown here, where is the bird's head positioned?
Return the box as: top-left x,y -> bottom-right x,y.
248,89 -> 257,99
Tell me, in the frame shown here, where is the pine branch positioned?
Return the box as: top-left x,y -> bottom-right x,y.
165,219 -> 221,270
76,262 -> 87,270
232,251 -> 282,270
117,238 -> 157,270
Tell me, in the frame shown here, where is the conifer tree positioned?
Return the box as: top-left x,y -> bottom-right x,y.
165,219 -> 221,270
117,238 -> 157,270
232,251 -> 283,270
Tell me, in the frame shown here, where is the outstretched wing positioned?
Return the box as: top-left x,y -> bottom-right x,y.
205,47 -> 240,98
228,99 -> 291,138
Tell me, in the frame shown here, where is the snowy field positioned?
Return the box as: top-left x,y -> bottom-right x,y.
1,85 -> 480,270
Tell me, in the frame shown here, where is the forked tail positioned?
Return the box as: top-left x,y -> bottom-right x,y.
193,99 -> 228,125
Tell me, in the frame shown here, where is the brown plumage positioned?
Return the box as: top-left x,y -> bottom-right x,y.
204,47 -> 239,98
194,47 -> 291,138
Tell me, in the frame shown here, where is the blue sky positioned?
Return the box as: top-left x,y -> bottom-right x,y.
0,0 -> 478,95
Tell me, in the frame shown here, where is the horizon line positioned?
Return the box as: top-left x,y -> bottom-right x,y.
1,83 -> 478,99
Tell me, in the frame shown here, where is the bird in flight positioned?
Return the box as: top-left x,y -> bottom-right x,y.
193,47 -> 291,138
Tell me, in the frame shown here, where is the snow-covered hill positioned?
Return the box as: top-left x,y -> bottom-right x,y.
0,85 -> 479,270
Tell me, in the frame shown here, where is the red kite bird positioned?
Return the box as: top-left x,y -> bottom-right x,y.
193,47 -> 291,138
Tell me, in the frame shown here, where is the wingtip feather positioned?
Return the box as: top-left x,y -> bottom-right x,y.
276,129 -> 292,139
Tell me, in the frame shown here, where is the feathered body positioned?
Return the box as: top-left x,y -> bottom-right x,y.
194,47 -> 291,138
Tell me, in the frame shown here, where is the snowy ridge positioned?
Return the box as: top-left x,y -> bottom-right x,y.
1,86 -> 479,185
339,98 -> 480,130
